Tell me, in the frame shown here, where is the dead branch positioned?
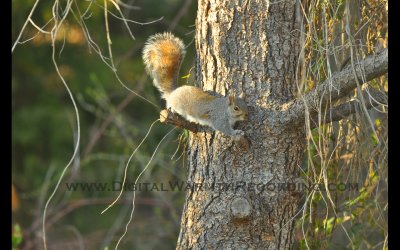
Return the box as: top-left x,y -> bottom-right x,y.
159,109 -> 200,133
309,88 -> 387,129
286,48 -> 388,126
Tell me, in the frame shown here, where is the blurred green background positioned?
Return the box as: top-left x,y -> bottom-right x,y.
12,0 -> 197,249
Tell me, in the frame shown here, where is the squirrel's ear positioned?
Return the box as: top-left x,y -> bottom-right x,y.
239,91 -> 245,99
229,95 -> 235,105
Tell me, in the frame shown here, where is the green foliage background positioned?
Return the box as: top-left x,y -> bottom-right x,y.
12,0 -> 197,249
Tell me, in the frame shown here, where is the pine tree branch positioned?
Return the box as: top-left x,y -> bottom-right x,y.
285,49 -> 388,126
309,88 -> 387,129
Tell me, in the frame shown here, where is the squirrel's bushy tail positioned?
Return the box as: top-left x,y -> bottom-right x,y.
143,32 -> 186,99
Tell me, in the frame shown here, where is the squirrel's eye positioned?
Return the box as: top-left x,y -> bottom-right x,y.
234,106 -> 239,111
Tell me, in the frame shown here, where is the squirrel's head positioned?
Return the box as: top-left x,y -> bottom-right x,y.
228,95 -> 249,121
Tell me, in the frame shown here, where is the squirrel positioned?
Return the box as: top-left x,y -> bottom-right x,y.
142,32 -> 249,142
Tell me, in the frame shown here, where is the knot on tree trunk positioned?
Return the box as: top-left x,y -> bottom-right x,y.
230,197 -> 252,222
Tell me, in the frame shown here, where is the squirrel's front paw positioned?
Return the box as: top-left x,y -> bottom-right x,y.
234,130 -> 245,136
232,130 -> 248,149
233,134 -> 250,150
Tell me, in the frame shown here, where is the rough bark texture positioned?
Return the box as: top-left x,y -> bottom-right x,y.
171,0 -> 389,248
176,1 -> 305,249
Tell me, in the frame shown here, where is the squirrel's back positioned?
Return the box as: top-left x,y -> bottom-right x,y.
142,33 -> 186,98
167,86 -> 225,127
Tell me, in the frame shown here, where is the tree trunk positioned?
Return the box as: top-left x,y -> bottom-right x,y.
176,0 -> 305,249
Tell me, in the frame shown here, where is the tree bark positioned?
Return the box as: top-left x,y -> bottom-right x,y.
176,1 -> 304,249
175,0 -> 387,249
